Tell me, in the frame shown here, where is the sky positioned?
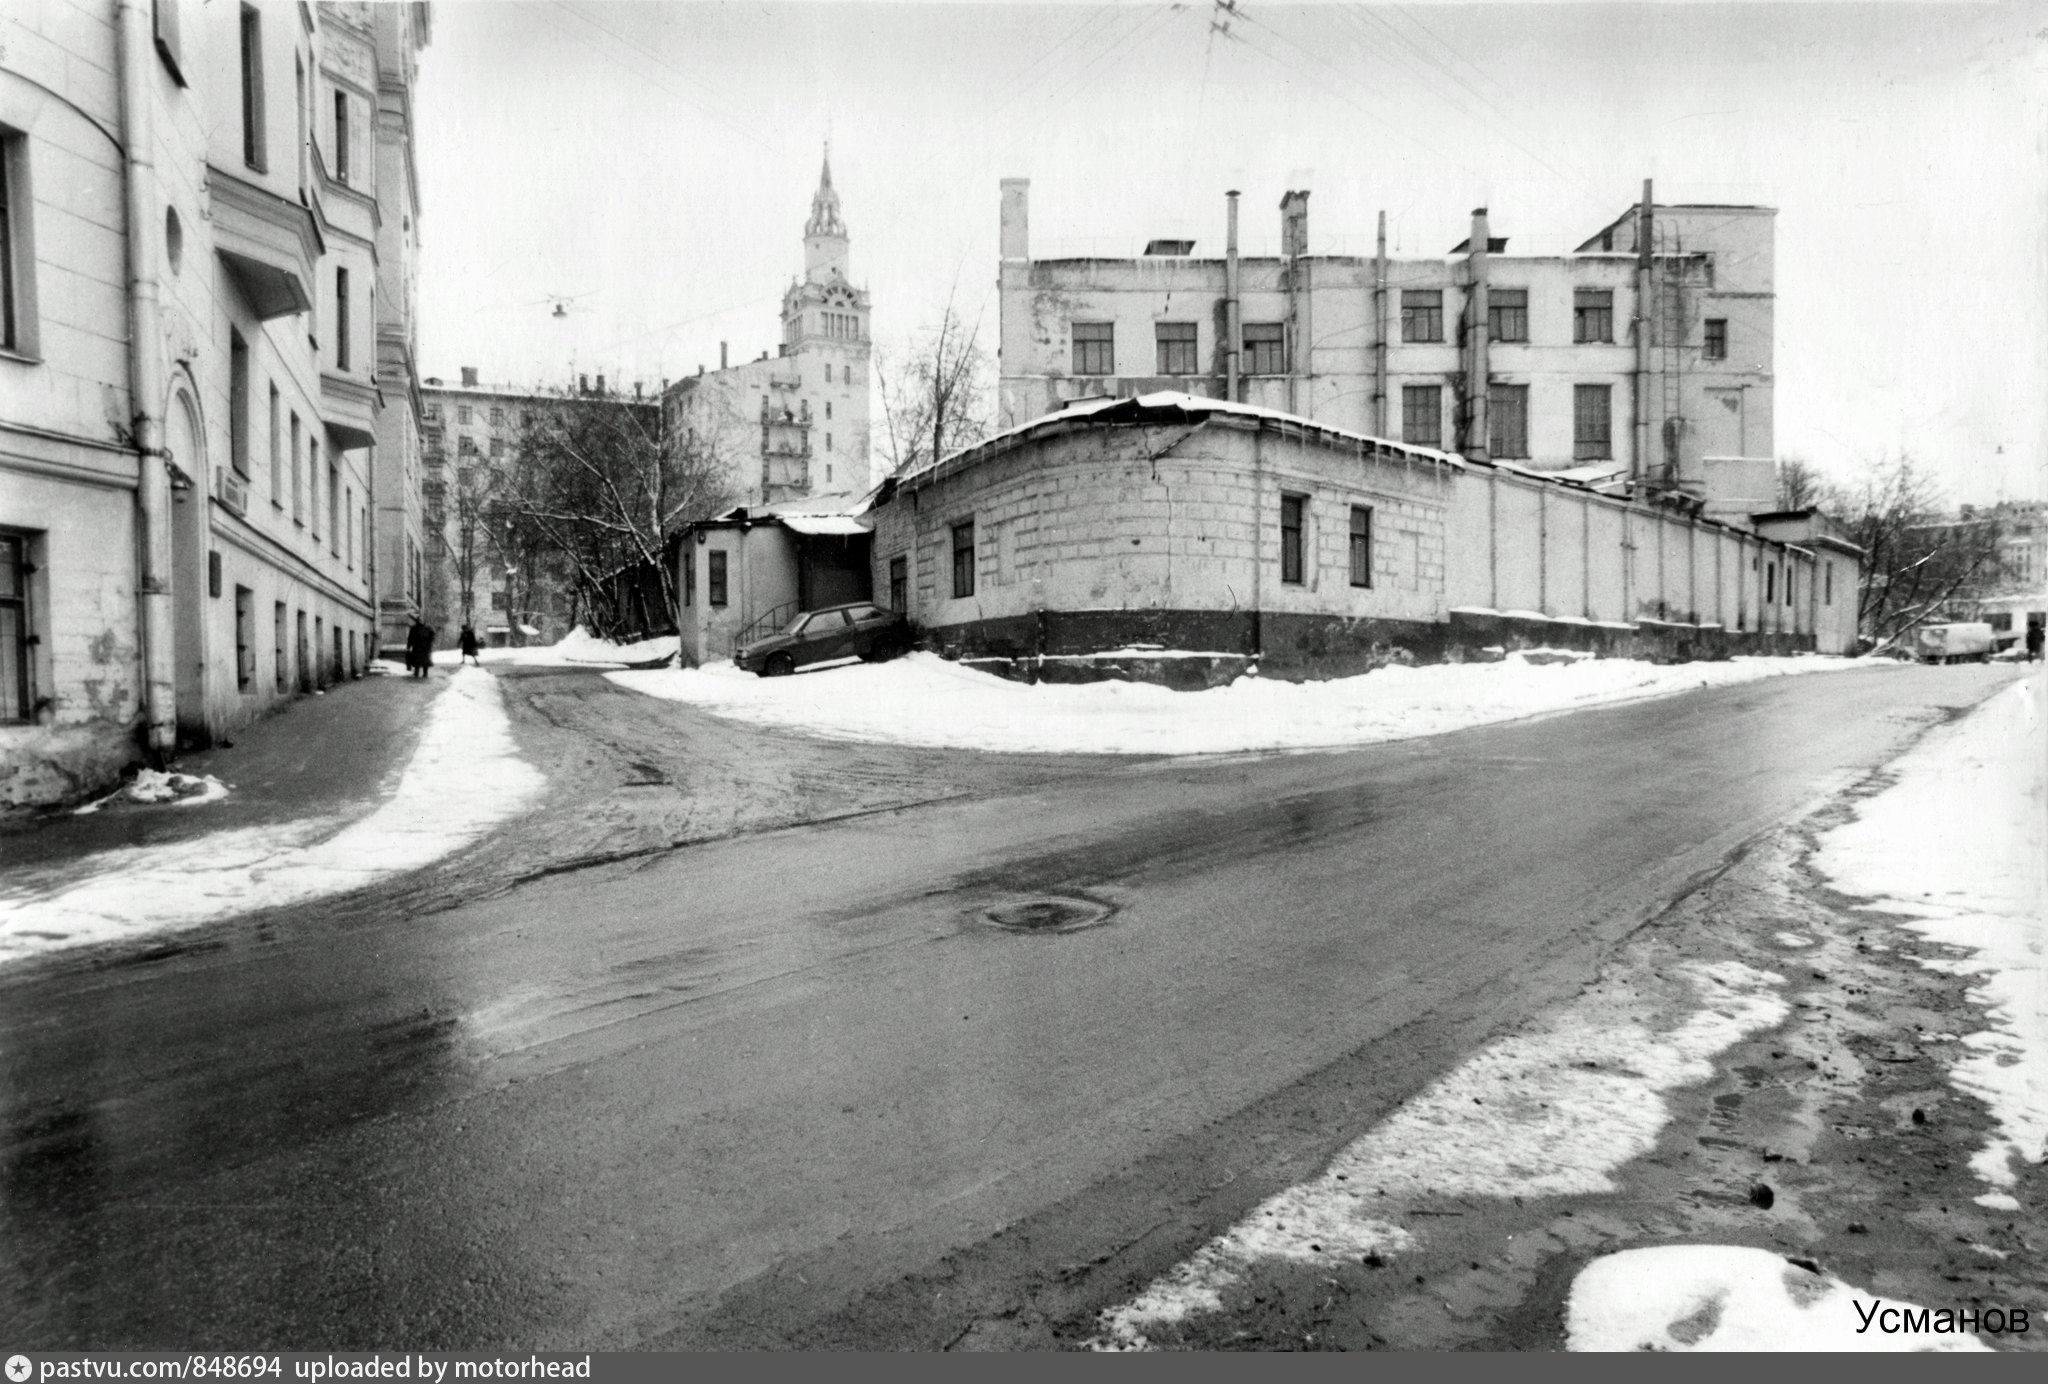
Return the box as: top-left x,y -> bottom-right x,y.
412,1 -> 2048,503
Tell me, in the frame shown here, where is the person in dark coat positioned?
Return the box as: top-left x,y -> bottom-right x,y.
405,617 -> 435,679
458,623 -> 482,666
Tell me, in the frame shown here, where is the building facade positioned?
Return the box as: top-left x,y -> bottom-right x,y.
998,181 -> 1773,499
1,0 -> 428,807
662,154 -> 872,509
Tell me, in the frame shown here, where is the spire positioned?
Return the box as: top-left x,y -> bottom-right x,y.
806,144 -> 845,241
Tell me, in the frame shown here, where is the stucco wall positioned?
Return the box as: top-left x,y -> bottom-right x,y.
678,525 -> 800,664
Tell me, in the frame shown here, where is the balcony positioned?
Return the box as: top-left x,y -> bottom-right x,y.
321,371 -> 379,450
209,168 -> 323,320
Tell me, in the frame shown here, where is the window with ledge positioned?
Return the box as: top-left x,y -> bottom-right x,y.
1488,289 -> 1528,343
708,551 -> 728,606
682,549 -> 694,607
1573,383 -> 1612,460
0,130 -> 34,357
335,267 -> 350,371
1071,323 -> 1113,376
1242,322 -> 1286,376
1,530 -> 34,723
268,384 -> 282,503
1703,318 -> 1728,361
333,90 -> 349,183
1280,494 -> 1306,586
1401,384 -> 1441,448
239,7 -> 265,171
458,405 -> 472,425
228,330 -> 251,477
1349,506 -> 1374,589
952,520 -> 976,599
1155,321 -> 1198,375
289,412 -> 302,523
1487,382 -> 1529,458
1400,290 -> 1443,343
489,406 -> 504,426
1573,289 -> 1613,343
889,555 -> 907,613
234,587 -> 254,691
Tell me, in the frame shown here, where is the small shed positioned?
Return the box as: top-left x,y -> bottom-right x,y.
675,494 -> 875,665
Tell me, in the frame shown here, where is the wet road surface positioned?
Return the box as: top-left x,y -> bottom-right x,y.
0,663 -> 2019,1347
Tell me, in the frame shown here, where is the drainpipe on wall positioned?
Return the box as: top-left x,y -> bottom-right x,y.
1467,208 -> 1490,462
117,0 -> 175,756
1633,178 -> 1654,493
1373,210 -> 1389,438
1225,191 -> 1241,404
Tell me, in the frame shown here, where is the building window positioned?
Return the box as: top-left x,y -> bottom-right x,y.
1766,563 -> 1775,604
457,405 -> 473,425
239,5 -> 266,172
1824,560 -> 1833,605
825,402 -> 832,420
1242,322 -> 1286,376
1488,382 -> 1529,458
824,364 -> 833,384
1349,506 -> 1373,589
1703,318 -> 1728,361
234,586 -> 254,691
1280,494 -> 1306,586
344,484 -> 353,567
952,520 -> 976,599
327,456 -> 339,553
335,266 -> 350,371
889,555 -> 908,613
267,383 -> 282,503
290,412 -> 302,522
1401,384 -> 1441,448
489,590 -> 508,611
1488,289 -> 1528,343
309,438 -> 321,538
228,330 -> 251,477
333,89 -> 349,183
273,601 -> 288,690
458,434 -> 477,456
489,436 -> 504,458
489,406 -> 504,426
0,131 -> 30,356
682,549 -> 694,607
1573,384 -> 1612,460
1072,322 -> 1114,376
1400,290 -> 1442,343
423,403 -> 441,422
1155,321 -> 1198,375
826,433 -> 833,451
0,530 -> 32,722
1574,289 -> 1613,343
707,551 -> 728,606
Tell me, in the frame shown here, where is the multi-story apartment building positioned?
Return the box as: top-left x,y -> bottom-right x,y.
998,180 -> 1774,499
0,0 -> 429,807
662,154 -> 872,507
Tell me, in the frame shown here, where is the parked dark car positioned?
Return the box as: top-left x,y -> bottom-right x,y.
734,602 -> 912,677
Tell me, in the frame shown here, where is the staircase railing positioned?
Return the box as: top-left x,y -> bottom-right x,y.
735,600 -> 800,647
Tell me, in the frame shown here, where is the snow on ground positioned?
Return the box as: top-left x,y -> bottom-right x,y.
433,627 -> 678,668
1091,960 -> 1789,1349
0,668 -> 544,964
1565,1245 -> 1990,1351
610,650 -> 1865,757
71,769 -> 229,814
1812,672 -> 2047,1209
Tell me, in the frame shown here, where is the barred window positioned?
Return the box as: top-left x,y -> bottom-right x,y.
1573,384 -> 1612,460
1488,289 -> 1528,343
1155,321 -> 1198,375
1574,289 -> 1613,343
1349,507 -> 1373,589
1488,382 -> 1529,459
1072,322 -> 1114,376
1400,290 -> 1443,343
1243,322 -> 1286,375
1401,385 -> 1441,448
1280,494 -> 1305,586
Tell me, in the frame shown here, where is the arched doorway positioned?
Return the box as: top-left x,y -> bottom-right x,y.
165,386 -> 211,749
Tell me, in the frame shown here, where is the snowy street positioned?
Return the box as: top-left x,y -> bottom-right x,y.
0,654 -> 2035,1350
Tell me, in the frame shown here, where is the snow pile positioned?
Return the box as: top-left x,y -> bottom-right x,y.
1092,961 -> 1789,1349
71,769 -> 229,815
1812,673 -> 2046,1209
1566,1245 -> 1991,1351
609,650 -> 1863,757
436,626 -> 678,668
0,668 -> 544,964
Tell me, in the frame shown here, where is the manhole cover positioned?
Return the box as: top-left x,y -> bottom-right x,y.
981,894 -> 1116,934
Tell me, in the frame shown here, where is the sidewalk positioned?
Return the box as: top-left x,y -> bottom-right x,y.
0,664 -> 544,965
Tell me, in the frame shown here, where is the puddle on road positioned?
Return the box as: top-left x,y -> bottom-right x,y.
980,894 -> 1118,935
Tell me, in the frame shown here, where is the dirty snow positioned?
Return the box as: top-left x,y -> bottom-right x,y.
1812,673 -> 2047,1204
71,769 -> 229,815
435,626 -> 678,668
1565,1245 -> 1990,1351
0,668 -> 543,964
611,650 -> 1863,757
1092,961 -> 1789,1348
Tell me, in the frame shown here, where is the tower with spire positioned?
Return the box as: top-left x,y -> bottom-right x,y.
778,146 -> 871,496
803,147 -> 850,284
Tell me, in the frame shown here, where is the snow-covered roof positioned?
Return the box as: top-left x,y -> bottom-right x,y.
689,490 -> 875,534
896,390 -> 1463,492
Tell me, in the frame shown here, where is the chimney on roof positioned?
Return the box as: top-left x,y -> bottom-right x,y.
460,366 -> 478,387
720,341 -> 728,370
579,373 -> 588,394
596,373 -> 606,395
1280,190 -> 1310,258
634,381 -> 643,400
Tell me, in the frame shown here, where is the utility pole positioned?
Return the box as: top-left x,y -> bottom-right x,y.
1633,178 -> 1654,492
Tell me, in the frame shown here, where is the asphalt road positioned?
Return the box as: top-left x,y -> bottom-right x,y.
0,662 -> 2019,1348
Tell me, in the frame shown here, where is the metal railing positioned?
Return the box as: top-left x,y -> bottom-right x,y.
734,600 -> 799,647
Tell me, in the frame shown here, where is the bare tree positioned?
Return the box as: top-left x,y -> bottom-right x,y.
876,293 -> 994,478
1775,457 -> 1825,511
494,386 -> 737,640
1833,455 -> 2011,651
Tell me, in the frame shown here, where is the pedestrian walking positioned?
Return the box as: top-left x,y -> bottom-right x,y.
458,623 -> 482,666
405,616 -> 436,679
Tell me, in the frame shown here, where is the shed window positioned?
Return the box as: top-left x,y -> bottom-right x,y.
1072,322 -> 1113,376
1573,289 -> 1613,343
682,548 -> 694,606
1155,322 -> 1198,375
707,551 -> 728,607
1243,322 -> 1286,375
1280,494 -> 1306,586
1488,289 -> 1528,343
1349,507 -> 1373,589
1401,290 -> 1443,343
952,520 -> 976,599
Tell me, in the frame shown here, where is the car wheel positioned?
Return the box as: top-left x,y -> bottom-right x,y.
765,652 -> 795,678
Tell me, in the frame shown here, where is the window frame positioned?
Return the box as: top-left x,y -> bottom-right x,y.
1349,506 -> 1374,589
888,555 -> 908,613
1400,290 -> 1443,344
239,5 -> 266,173
1487,289 -> 1529,344
1071,322 -> 1114,376
1242,322 -> 1286,376
707,550 -> 728,607
335,265 -> 350,371
228,329 -> 251,478
0,528 -> 36,723
0,129 -> 37,359
1573,383 -> 1613,461
1279,493 -> 1306,587
1401,384 -> 1441,449
1487,382 -> 1530,459
951,519 -> 977,599
332,88 -> 349,183
1703,317 -> 1728,361
1573,289 -> 1613,344
1155,321 -> 1198,376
